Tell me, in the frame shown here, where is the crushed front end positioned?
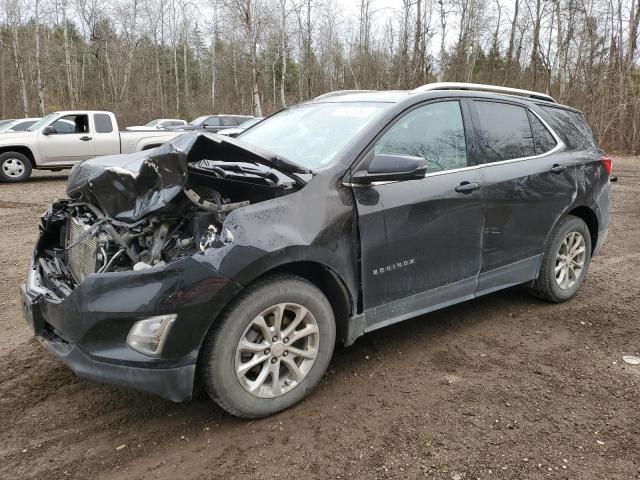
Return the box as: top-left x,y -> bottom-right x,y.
20,132 -> 305,401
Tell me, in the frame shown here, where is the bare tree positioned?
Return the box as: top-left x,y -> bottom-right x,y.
34,0 -> 46,115
6,0 -> 29,116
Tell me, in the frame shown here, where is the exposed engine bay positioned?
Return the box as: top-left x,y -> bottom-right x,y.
35,133 -> 307,297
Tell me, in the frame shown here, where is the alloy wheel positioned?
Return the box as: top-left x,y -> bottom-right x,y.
555,231 -> 586,289
235,303 -> 320,399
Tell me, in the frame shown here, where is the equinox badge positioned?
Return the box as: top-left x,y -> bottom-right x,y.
373,259 -> 416,276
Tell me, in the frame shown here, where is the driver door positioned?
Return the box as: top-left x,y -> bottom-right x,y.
351,100 -> 486,327
38,114 -> 95,164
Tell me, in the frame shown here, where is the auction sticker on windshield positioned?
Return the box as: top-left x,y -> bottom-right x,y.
330,107 -> 379,118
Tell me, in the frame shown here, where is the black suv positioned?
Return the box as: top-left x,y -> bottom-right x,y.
21,83 -> 611,418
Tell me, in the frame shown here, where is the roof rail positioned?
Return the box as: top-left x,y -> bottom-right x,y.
313,90 -> 377,100
411,82 -> 556,103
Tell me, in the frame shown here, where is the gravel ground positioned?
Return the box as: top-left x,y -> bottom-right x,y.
0,159 -> 638,480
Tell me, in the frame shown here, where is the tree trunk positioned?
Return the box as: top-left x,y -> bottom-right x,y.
34,0 -> 46,116
0,34 -> 5,117
411,0 -> 423,84
279,0 -> 287,108
11,21 -> 28,117
438,0 -> 447,81
530,0 -> 543,87
628,0 -> 640,64
306,0 -> 312,98
174,44 -> 180,115
183,30 -> 189,114
63,7 -> 76,108
504,0 -> 519,85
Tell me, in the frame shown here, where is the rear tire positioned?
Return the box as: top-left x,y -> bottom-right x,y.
529,215 -> 592,303
0,151 -> 32,182
200,275 -> 336,418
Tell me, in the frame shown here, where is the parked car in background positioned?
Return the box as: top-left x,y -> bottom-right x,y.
20,83 -> 611,418
217,117 -> 263,137
125,119 -> 187,131
172,114 -> 253,133
0,118 -> 40,133
0,110 -> 184,182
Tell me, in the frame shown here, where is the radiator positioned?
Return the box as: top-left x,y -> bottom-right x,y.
66,217 -> 101,283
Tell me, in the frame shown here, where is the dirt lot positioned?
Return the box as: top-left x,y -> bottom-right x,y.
1,159 -> 639,480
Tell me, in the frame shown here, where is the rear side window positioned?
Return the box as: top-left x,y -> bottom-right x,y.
12,121 -> 34,131
94,114 -> 113,133
473,101 -> 535,163
527,111 -> 557,154
204,116 -> 220,127
539,106 -> 597,150
374,100 -> 468,173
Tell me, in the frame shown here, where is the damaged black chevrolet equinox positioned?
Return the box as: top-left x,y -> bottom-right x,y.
21,83 -> 612,418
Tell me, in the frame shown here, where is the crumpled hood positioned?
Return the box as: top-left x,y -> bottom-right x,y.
66,132 -> 309,223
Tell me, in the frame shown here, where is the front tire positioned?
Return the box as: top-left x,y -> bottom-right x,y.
200,275 -> 336,418
529,215 -> 592,302
0,151 -> 32,182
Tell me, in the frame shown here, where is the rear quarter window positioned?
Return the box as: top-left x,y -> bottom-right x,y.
538,106 -> 597,151
94,114 -> 113,133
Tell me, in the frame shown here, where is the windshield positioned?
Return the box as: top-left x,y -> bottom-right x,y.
0,121 -> 15,132
27,113 -> 58,131
239,117 -> 262,129
237,103 -> 386,169
189,115 -> 209,126
145,120 -> 161,127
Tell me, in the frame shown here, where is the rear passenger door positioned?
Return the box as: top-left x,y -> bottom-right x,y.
469,99 -> 577,294
353,100 -> 486,320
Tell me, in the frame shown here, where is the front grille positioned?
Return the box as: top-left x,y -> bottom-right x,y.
66,217 -> 100,283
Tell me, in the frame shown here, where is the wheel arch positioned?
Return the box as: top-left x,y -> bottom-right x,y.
566,205 -> 598,253
0,146 -> 36,167
259,261 -> 354,346
192,260 -> 354,396
197,260 -> 353,354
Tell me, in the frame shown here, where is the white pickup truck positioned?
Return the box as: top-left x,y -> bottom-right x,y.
0,110 -> 183,182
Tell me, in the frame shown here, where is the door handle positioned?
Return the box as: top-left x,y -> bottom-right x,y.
455,181 -> 481,193
549,164 -> 567,174
79,136 -> 92,141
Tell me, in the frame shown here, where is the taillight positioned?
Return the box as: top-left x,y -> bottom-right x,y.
601,156 -> 613,176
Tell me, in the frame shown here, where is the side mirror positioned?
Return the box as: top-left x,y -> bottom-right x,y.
42,125 -> 56,136
351,154 -> 428,184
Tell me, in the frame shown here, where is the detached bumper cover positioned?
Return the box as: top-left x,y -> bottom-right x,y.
21,251 -> 241,402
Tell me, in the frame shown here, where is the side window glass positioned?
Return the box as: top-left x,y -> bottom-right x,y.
527,111 -> 557,154
473,101 -> 535,163
539,106 -> 597,150
52,114 -> 89,134
374,101 -> 468,173
204,117 -> 220,127
94,114 -> 113,133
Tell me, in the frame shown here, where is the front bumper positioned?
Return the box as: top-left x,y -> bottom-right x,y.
21,248 -> 241,402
